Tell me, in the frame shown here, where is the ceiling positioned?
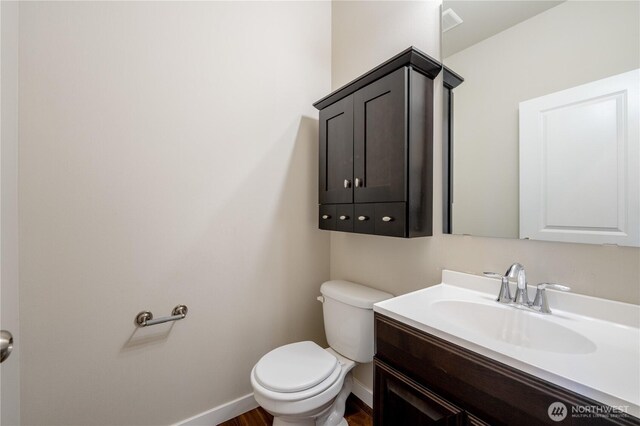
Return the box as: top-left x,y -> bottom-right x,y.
443,1 -> 565,58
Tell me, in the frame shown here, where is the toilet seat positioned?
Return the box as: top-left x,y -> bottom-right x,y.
254,341 -> 339,393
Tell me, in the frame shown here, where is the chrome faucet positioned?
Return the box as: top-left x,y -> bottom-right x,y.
485,263 -> 529,306
485,263 -> 571,314
507,263 -> 530,307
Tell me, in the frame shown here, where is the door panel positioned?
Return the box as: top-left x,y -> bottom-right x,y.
1,2 -> 21,424
519,69 -> 639,246
354,67 -> 407,203
319,96 -> 354,204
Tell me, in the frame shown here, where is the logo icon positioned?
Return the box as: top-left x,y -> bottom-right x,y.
548,402 -> 568,422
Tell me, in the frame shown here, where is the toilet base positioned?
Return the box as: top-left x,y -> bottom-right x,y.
272,419 -> 347,426
316,373 -> 352,426
270,373 -> 353,426
272,416 -> 348,426
273,419 -> 315,426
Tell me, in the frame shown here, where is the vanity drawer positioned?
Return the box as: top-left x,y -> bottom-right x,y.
354,204 -> 375,234
318,201 -> 415,237
374,203 -> 406,237
375,313 -> 640,425
335,204 -> 354,232
319,205 -> 336,230
354,203 -> 406,236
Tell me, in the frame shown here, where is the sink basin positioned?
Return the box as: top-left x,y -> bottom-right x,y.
431,300 -> 597,354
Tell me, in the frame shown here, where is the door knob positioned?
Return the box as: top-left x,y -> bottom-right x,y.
1,330 -> 13,363
358,216 -> 369,221
343,179 -> 351,189
355,178 -> 364,188
321,214 -> 331,220
339,215 -> 349,220
382,216 -> 394,222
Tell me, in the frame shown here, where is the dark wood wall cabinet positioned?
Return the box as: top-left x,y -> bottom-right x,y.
442,66 -> 464,234
374,314 -> 640,426
313,47 -> 441,238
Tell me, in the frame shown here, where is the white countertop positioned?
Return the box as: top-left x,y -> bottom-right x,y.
374,270 -> 640,417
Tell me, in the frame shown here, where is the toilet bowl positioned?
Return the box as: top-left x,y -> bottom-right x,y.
250,281 -> 393,426
251,343 -> 355,426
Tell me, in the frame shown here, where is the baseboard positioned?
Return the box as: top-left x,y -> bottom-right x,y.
175,380 -> 372,425
175,393 -> 258,426
351,378 -> 373,408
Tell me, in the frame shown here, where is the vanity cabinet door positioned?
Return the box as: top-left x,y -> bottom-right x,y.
353,67 -> 407,204
319,96 -> 354,204
374,359 -> 467,426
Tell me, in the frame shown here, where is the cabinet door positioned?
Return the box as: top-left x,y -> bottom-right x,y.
354,67 -> 407,203
319,96 -> 354,204
374,359 -> 467,426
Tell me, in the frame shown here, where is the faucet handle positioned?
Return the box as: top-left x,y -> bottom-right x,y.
483,272 -> 505,279
484,272 -> 512,303
532,283 -> 571,314
536,283 -> 571,292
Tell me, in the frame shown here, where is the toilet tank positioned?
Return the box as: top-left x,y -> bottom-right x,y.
320,280 -> 393,363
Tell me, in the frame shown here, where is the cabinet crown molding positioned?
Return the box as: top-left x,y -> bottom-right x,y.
313,46 -> 441,110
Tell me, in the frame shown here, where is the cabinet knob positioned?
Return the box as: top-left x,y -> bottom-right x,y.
321,214 -> 331,220
343,179 -> 351,189
339,215 -> 349,220
382,216 -> 394,222
358,216 -> 369,221
355,178 -> 364,188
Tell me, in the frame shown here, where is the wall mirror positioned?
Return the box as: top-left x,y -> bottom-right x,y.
442,1 -> 640,247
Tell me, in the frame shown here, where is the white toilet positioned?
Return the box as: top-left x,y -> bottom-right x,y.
250,280 -> 393,426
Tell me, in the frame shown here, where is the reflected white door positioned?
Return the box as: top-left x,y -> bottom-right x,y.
519,69 -> 640,246
1,2 -> 21,425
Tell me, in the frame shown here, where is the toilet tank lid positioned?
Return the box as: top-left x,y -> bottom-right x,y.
320,280 -> 393,309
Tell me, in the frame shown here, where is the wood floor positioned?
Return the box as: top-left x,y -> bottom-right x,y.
219,394 -> 372,426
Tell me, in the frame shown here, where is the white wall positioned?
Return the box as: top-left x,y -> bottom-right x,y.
18,2 -> 330,425
331,0 -> 640,393
1,2 -> 21,425
447,1 -> 640,238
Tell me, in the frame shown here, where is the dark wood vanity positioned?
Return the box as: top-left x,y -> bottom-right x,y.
313,47 -> 441,238
374,313 -> 640,425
